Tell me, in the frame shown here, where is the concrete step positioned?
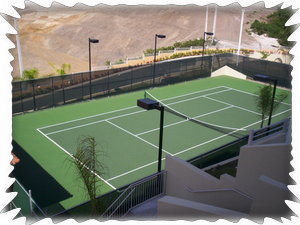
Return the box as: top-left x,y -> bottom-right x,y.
125,196 -> 162,219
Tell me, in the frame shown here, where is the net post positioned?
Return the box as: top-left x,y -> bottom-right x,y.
248,130 -> 254,144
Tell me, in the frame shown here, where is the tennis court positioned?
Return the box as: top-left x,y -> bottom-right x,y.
12,75 -> 291,212
37,85 -> 291,188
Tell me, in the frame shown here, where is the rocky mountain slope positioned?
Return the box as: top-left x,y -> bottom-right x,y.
10,3 -> 278,77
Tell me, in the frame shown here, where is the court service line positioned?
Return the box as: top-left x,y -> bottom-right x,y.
106,159 -> 164,181
204,95 -> 261,115
156,86 -> 228,102
36,128 -> 116,190
164,88 -> 232,106
44,88 -> 232,136
38,105 -> 138,130
44,109 -> 145,135
136,105 -> 233,136
38,86 -> 229,131
226,86 -> 291,106
106,120 -> 173,156
105,108 -> 291,181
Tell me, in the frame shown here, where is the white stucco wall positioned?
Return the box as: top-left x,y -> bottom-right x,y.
211,65 -> 247,79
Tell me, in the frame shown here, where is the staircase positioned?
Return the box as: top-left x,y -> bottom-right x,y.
102,171 -> 166,219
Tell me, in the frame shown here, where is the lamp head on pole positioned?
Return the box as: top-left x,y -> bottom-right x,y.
137,98 -> 160,110
89,38 -> 99,43
204,32 -> 214,36
253,74 -> 276,83
156,34 -> 166,39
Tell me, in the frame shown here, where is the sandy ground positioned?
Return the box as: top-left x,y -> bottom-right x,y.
10,3 -> 280,77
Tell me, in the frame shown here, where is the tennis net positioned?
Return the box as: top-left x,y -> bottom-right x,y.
144,90 -> 249,139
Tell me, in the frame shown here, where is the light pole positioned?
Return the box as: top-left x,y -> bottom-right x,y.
137,98 -> 165,172
88,38 -> 99,100
202,32 -> 214,57
152,34 -> 166,88
253,74 -> 278,126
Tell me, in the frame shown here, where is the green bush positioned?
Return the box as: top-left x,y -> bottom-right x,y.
144,38 -> 205,54
250,8 -> 293,46
22,68 -> 39,80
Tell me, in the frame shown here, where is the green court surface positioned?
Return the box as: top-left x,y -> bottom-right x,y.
12,75 -> 291,211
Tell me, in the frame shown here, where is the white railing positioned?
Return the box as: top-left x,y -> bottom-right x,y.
248,118 -> 291,145
185,186 -> 253,200
102,171 -> 166,219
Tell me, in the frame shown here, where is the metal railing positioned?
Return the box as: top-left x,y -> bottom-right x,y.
188,135 -> 249,169
248,118 -> 291,144
185,186 -> 253,200
102,171 -> 166,219
11,179 -> 46,219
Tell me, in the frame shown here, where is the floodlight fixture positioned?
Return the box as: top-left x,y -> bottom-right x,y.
156,34 -> 166,39
88,38 -> 99,100
205,32 -> 214,36
152,34 -> 166,88
89,38 -> 99,43
137,98 -> 165,172
202,32 -> 214,57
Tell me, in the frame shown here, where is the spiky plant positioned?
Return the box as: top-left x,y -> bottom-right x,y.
72,136 -> 106,215
48,62 -> 71,75
255,84 -> 288,128
22,68 -> 39,79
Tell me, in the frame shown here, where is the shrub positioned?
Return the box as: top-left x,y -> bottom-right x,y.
250,8 -> 294,46
22,68 -> 39,80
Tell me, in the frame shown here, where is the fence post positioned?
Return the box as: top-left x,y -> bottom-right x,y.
51,77 -> 55,107
31,81 -> 36,111
107,70 -> 110,95
19,82 -> 24,113
185,59 -> 188,72
248,130 -> 254,144
81,73 -> 84,100
130,68 -> 133,91
62,76 -> 66,104
210,54 -> 214,75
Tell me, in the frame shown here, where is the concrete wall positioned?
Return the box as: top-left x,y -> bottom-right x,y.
157,195 -> 248,220
235,142 -> 292,217
211,65 -> 247,79
157,122 -> 292,219
162,155 -> 252,213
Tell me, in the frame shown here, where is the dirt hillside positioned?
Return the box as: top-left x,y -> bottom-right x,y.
10,3 -> 278,77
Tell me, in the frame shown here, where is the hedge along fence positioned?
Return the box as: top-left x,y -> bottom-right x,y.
112,46 -> 290,69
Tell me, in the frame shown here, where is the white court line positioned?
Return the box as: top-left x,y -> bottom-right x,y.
38,86 -> 229,131
228,86 -> 291,106
164,88 -> 232,106
44,109 -> 144,136
37,128 -> 116,190
106,120 -> 173,156
105,108 -> 291,181
204,96 -> 261,115
38,105 -> 138,130
136,105 -> 233,136
106,159 -> 163,181
157,86 -> 228,102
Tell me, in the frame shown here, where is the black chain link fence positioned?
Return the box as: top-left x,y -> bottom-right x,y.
12,54 -> 292,114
